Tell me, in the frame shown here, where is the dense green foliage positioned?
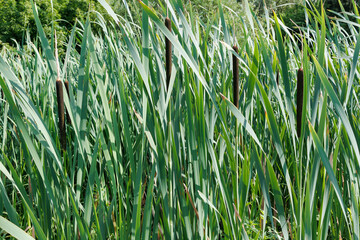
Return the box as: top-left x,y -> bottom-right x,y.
0,0 -> 104,47
1,0 -> 360,239
0,0 -> 355,48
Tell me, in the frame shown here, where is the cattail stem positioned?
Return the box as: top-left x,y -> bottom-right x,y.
296,68 -> 304,137
165,17 -> 172,90
1,89 -> 3,112
64,80 -> 71,124
56,80 -> 66,151
232,45 -> 239,108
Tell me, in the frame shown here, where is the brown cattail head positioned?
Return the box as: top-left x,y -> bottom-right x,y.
64,80 -> 71,125
165,17 -> 172,90
276,69 -> 279,86
232,45 -> 239,108
296,68 -> 304,137
56,80 -> 66,151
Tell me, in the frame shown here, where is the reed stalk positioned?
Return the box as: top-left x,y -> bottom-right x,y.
56,80 -> 66,151
165,17 -> 172,90
296,68 -> 304,137
232,45 -> 239,108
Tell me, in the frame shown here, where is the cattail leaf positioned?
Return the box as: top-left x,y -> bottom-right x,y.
0,216 -> 35,240
308,121 -> 349,226
30,0 -> 58,79
312,55 -> 360,163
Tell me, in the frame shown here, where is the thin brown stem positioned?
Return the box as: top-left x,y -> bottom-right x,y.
183,183 -> 199,220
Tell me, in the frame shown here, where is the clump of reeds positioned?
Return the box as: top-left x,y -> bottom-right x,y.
165,17 -> 172,90
296,68 -> 304,137
1,1 -> 360,239
232,45 -> 239,108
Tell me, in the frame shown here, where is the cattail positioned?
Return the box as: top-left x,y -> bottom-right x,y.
165,17 -> 172,90
56,80 -> 66,151
232,45 -> 239,108
64,80 -> 71,124
276,69 -> 279,86
296,68 -> 304,137
54,31 -> 66,151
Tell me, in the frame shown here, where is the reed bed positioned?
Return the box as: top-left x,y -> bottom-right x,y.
0,0 -> 360,239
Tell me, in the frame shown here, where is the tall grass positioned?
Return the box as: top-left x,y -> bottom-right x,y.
0,0 -> 360,239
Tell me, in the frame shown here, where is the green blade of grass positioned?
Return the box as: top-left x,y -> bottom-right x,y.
0,216 -> 35,240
